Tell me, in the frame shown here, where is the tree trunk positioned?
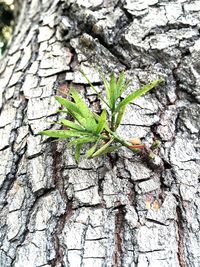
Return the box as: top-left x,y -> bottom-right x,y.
0,0 -> 200,266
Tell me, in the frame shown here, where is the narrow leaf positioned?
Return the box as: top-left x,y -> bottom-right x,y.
116,72 -> 125,98
93,112 -> 111,133
56,109 -> 68,113
70,112 -> 89,129
86,138 -> 100,158
57,109 -> 88,130
92,144 -> 119,157
40,130 -> 93,138
109,73 -> 117,110
96,109 -> 107,134
59,118 -> 84,131
70,87 -> 97,132
92,138 -> 114,157
119,80 -> 131,97
100,72 -> 111,108
115,79 -> 162,112
69,136 -> 98,145
55,96 -> 82,116
75,144 -> 82,163
115,106 -> 126,130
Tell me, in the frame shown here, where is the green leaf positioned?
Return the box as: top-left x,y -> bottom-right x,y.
116,71 -> 125,98
119,80 -> 131,97
55,96 -> 82,116
40,129 -> 92,138
93,112 -> 111,133
86,139 -> 100,158
109,73 -> 117,110
115,106 -> 126,130
57,109 -> 87,130
92,138 -> 114,157
75,144 -> 82,163
115,79 -> 162,112
57,109 -> 88,131
92,144 -> 119,157
55,96 -> 95,131
59,118 -> 84,131
96,109 -> 107,134
69,136 -> 98,145
70,87 -> 97,132
41,72 -> 163,162
100,73 -> 111,108
56,109 -> 68,113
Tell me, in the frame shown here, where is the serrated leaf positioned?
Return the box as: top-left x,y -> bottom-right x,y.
115,79 -> 162,112
75,144 -> 82,163
40,130 -> 92,138
96,109 -> 107,134
92,138 -> 114,157
69,136 -> 98,145
55,96 -> 82,116
70,87 -> 97,132
59,118 -> 84,131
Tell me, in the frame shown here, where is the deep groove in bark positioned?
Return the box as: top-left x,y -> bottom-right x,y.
49,142 -> 74,267
113,203 -> 125,267
176,206 -> 187,267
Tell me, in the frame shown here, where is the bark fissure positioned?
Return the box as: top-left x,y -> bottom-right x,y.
176,206 -> 187,267
113,203 -> 125,267
49,142 -> 73,267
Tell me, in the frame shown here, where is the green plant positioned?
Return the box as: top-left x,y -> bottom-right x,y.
40,71 -> 163,162
0,1 -> 13,56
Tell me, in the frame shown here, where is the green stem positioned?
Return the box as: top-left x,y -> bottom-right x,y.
80,69 -> 110,109
111,113 -> 116,131
110,131 -> 140,153
99,133 -> 110,141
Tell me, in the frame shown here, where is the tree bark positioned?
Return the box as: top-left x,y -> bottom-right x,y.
0,0 -> 200,266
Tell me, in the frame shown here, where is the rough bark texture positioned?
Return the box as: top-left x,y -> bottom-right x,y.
0,0 -> 200,266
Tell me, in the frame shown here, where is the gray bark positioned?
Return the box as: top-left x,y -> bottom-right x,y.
0,0 -> 200,266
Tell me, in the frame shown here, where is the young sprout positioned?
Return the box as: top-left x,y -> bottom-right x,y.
40,71 -> 163,162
